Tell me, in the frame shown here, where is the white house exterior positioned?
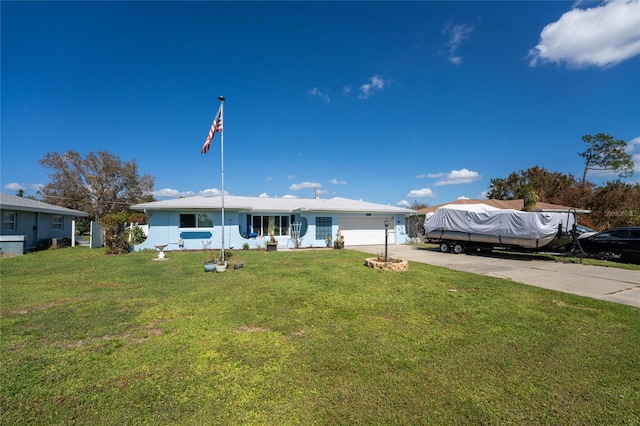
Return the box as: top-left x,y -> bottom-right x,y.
0,193 -> 89,254
131,195 -> 416,251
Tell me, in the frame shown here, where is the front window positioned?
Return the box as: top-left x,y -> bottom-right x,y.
179,213 -> 214,228
3,212 -> 16,231
251,215 -> 290,236
52,215 -> 63,230
315,217 -> 332,240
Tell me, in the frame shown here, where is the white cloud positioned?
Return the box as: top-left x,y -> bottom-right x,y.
282,194 -> 298,199
430,168 -> 481,186
457,196 -> 470,200
407,188 -> 436,198
443,21 -> 474,65
4,182 -> 25,191
152,188 -> 195,198
329,178 -> 348,185
529,0 -> 640,68
3,182 -> 44,194
308,87 -> 330,103
289,181 -> 322,191
258,193 -> 269,198
359,75 -> 386,99
343,85 -> 352,94
397,199 -> 411,208
199,188 -> 230,197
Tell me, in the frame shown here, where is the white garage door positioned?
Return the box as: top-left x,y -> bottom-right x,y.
339,217 -> 395,246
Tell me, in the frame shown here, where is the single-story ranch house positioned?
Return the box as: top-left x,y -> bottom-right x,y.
131,195 -> 416,251
0,193 -> 89,255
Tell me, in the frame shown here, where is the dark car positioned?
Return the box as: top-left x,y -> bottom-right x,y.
577,226 -> 640,263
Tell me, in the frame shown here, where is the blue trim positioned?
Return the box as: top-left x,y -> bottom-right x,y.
180,231 -> 213,239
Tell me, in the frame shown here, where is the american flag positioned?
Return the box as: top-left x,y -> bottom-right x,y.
200,105 -> 223,154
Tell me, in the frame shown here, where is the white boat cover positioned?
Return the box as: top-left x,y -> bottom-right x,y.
423,204 -> 575,241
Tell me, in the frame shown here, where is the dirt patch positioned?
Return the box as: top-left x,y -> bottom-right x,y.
552,300 -> 598,311
8,298 -> 77,315
234,326 -> 271,333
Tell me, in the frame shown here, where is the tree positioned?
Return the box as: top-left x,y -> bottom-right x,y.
406,201 -> 428,238
39,150 -> 155,221
487,166 -> 589,208
587,181 -> 640,229
579,133 -> 634,188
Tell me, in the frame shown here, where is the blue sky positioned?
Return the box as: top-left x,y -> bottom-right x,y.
2,1 -> 639,208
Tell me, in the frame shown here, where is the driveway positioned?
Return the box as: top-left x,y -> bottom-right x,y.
351,245 -> 640,308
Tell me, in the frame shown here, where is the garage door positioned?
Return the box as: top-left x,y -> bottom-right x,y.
339,217 -> 395,246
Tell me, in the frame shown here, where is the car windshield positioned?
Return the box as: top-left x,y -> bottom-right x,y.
576,225 -> 595,233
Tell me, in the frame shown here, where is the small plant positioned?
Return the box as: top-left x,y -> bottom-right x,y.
215,250 -> 233,265
326,236 -> 332,247
267,231 -> 277,245
333,228 -> 345,249
242,243 -> 250,250
202,240 -> 216,264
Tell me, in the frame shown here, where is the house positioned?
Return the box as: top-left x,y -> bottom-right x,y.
0,193 -> 89,255
130,195 -> 416,251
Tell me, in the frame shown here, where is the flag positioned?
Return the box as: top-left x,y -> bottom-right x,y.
200,105 -> 223,154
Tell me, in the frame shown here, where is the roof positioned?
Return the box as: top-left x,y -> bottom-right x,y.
131,195 -> 415,215
0,193 -> 89,217
418,199 -> 590,214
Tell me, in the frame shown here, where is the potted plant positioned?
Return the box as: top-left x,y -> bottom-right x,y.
202,240 -> 217,272
266,231 -> 278,252
202,241 -> 233,272
215,250 -> 232,272
333,228 -> 345,249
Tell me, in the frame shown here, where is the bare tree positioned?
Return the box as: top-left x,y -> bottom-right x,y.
39,150 -> 155,221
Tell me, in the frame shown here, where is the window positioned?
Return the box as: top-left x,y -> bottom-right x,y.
3,212 -> 16,231
179,213 -> 214,228
595,229 -> 627,240
52,215 -> 63,230
315,217 -> 332,240
251,215 -> 290,236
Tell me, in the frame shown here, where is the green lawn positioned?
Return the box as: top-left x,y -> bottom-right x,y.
2,247 -> 639,425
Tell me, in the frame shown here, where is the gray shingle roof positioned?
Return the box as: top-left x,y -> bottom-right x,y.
131,195 -> 415,214
0,193 -> 89,217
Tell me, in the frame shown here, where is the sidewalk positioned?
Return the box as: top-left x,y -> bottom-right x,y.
350,245 -> 640,308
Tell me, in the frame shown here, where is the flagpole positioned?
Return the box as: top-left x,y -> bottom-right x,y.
218,96 -> 225,261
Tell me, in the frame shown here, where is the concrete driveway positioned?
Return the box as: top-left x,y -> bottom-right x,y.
351,245 -> 640,308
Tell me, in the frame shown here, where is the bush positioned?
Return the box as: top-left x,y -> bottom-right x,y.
100,212 -> 130,254
130,226 -> 147,245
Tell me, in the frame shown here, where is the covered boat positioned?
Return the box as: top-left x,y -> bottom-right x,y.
423,204 -> 576,252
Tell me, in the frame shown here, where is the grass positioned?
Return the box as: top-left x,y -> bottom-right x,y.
2,247 -> 639,425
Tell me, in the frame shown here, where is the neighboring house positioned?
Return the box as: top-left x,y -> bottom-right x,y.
0,193 -> 89,255
131,195 -> 416,251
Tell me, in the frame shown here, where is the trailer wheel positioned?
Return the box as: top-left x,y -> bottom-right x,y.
452,244 -> 465,254
439,243 -> 450,253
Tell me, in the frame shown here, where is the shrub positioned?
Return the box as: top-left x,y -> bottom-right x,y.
100,212 -> 130,254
